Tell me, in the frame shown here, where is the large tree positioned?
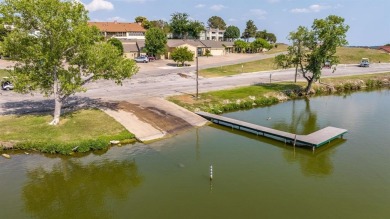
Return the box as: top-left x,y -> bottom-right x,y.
207,16 -> 226,30
171,46 -> 194,67
242,20 -> 257,41
170,12 -> 190,39
107,38 -> 124,56
251,38 -> 272,53
145,27 -> 167,57
187,20 -> 205,39
149,20 -> 171,34
0,0 -> 139,125
224,25 -> 240,41
234,40 -> 249,53
275,15 -> 349,93
255,29 -> 277,43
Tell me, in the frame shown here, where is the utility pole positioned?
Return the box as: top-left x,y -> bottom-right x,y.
196,56 -> 199,99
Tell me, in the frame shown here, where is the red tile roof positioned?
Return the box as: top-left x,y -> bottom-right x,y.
88,22 -> 146,32
379,46 -> 390,53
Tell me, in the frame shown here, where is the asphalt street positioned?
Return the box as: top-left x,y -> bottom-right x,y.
1,56 -> 390,114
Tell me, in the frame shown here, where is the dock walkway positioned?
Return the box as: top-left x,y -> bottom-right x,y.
196,111 -> 347,149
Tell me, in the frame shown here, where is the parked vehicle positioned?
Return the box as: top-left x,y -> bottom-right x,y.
134,56 -> 149,63
359,58 -> 370,67
324,60 -> 331,68
148,56 -> 156,61
1,77 -> 14,91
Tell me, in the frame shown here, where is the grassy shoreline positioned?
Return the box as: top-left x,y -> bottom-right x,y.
0,109 -> 135,155
169,72 -> 390,114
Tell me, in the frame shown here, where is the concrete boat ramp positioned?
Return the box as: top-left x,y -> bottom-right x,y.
101,97 -> 207,142
101,99 -> 347,149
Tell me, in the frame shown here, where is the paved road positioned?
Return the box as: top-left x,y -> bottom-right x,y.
1,55 -> 390,114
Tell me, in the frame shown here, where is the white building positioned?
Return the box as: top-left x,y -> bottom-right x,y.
200,27 -> 225,41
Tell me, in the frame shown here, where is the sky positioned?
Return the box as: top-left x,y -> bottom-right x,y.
82,0 -> 388,46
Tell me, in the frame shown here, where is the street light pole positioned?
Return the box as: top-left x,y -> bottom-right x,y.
196,56 -> 199,99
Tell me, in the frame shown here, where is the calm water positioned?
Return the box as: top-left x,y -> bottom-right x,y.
1,90 -> 389,219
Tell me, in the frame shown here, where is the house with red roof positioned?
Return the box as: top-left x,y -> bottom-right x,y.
88,21 -> 146,40
379,46 -> 390,53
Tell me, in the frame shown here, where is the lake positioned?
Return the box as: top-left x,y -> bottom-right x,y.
0,90 -> 389,219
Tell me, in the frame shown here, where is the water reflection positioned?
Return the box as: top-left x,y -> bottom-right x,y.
23,158 -> 142,219
273,98 -> 320,134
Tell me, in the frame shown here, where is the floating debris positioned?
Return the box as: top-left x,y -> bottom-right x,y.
2,154 -> 11,159
110,140 -> 120,145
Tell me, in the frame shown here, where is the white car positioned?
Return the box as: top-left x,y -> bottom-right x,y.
359,58 -> 369,67
134,56 -> 149,63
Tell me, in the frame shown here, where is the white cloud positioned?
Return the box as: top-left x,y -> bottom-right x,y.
250,9 -> 268,19
210,4 -> 226,11
228,18 -> 237,22
290,4 -> 330,13
195,4 -> 205,8
85,0 -> 114,12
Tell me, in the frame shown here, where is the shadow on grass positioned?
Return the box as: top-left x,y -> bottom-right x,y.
1,96 -> 113,116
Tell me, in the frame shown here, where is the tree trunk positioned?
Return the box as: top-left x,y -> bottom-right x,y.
49,69 -> 62,125
294,65 -> 298,83
305,78 -> 314,95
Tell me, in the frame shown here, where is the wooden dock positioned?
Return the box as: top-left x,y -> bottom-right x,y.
196,111 -> 348,149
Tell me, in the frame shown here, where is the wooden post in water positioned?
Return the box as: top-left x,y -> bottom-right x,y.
210,165 -> 213,181
293,134 -> 297,147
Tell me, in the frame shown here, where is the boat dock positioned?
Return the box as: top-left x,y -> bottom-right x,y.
196,111 -> 348,150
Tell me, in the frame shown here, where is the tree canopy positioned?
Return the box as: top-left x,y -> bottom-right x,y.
207,16 -> 226,30
187,20 -> 205,39
171,46 -> 194,66
170,12 -> 189,39
149,20 -> 171,34
224,25 -> 240,41
234,40 -> 249,53
242,20 -> 257,41
250,38 -> 272,53
107,38 -> 124,56
255,30 -> 277,43
169,12 -> 205,39
275,15 -> 349,93
145,27 -> 167,57
0,0 -> 139,125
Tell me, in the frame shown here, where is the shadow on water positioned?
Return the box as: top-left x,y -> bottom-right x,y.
209,122 -> 345,177
22,158 -> 143,219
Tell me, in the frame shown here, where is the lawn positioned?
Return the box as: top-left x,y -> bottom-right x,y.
0,69 -> 10,78
0,109 -> 134,154
168,83 -> 303,112
199,58 -> 278,77
336,47 -> 390,64
199,47 -> 390,78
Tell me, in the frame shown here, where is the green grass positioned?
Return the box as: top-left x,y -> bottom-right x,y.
266,43 -> 289,54
200,47 -> 390,78
0,109 -> 135,154
200,57 -> 278,77
336,47 -> 390,64
0,69 -> 10,78
168,83 -> 303,113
